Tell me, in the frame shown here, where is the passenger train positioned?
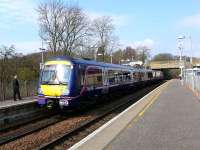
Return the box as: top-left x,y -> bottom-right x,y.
37,56 -> 163,109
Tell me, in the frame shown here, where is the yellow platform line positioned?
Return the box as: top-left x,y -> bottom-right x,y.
131,81 -> 171,124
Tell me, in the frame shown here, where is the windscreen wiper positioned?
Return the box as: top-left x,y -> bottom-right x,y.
42,81 -> 50,84
58,81 -> 68,85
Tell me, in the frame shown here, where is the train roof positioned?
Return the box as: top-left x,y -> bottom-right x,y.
47,56 -> 152,72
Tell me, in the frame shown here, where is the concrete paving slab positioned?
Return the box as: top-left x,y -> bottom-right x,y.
105,80 -> 200,150
0,96 -> 37,109
69,81 -> 170,150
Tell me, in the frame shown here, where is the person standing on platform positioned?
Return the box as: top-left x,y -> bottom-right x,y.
13,75 -> 21,101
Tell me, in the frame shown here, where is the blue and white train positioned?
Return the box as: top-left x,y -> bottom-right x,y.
37,56 -> 163,109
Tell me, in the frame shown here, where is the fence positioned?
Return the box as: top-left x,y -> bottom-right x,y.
183,69 -> 200,93
0,80 -> 38,101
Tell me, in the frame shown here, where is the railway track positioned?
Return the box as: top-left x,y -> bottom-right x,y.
38,94 -> 137,149
38,82 -> 163,149
0,82 -> 163,150
0,110 -> 58,134
0,114 -> 67,145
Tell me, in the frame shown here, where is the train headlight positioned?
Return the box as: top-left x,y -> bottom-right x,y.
59,99 -> 69,107
38,87 -> 43,95
62,89 -> 69,96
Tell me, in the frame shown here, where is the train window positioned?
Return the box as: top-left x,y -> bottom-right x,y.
152,71 -> 156,78
148,72 -> 153,78
78,65 -> 86,86
108,69 -> 133,85
108,69 -> 123,85
132,72 -> 136,80
133,72 -> 141,81
128,72 -> 132,81
87,67 -> 103,87
156,71 -> 160,77
140,72 -> 144,80
108,70 -> 115,85
117,71 -> 123,83
125,71 -> 132,82
114,71 -> 121,83
122,71 -> 126,82
141,72 -> 144,77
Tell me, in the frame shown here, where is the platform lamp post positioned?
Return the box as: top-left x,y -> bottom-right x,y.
94,47 -> 98,61
39,48 -> 46,69
39,40 -> 50,69
189,36 -> 193,67
97,53 -> 103,62
177,35 -> 185,85
110,50 -> 113,64
188,36 -> 195,90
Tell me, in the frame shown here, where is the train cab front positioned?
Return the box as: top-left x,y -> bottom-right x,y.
37,60 -> 73,110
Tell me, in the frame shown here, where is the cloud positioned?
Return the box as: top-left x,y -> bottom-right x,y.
12,41 -> 41,54
87,11 -> 131,27
0,1 -> 40,54
0,0 -> 37,29
0,40 -> 51,54
133,39 -> 155,49
129,38 -> 155,50
179,13 -> 200,28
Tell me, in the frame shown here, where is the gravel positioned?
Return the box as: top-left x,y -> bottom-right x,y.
0,115 -> 93,150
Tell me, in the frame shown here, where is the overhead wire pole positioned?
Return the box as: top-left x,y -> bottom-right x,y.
177,35 -> 185,85
189,36 -> 193,66
39,40 -> 49,69
110,50 -> 113,64
189,36 -> 195,90
94,48 -> 97,61
39,48 -> 46,69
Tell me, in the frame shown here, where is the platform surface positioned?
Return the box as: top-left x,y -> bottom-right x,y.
0,96 -> 37,109
105,80 -> 200,150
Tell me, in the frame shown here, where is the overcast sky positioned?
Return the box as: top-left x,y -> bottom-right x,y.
0,0 -> 200,57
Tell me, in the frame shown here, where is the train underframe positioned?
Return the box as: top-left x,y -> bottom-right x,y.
38,78 -> 162,110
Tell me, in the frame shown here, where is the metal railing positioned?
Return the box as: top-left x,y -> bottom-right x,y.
0,80 -> 38,101
183,69 -> 200,92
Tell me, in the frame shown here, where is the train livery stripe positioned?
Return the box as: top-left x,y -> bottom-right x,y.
41,85 -> 67,97
45,60 -> 72,66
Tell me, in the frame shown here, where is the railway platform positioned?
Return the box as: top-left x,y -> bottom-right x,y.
0,96 -> 37,110
0,96 -> 45,130
70,79 -> 200,150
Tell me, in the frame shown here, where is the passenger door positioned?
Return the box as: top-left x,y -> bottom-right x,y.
86,66 -> 103,98
102,68 -> 109,94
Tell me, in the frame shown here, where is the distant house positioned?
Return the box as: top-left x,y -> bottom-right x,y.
123,61 -> 143,67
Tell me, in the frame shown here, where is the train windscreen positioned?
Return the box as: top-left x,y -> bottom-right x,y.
41,64 -> 71,85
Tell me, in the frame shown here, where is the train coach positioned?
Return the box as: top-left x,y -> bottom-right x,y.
37,56 -> 163,109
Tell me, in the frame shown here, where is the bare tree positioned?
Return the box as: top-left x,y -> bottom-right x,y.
37,0 -> 90,55
61,6 -> 90,55
0,45 -> 15,100
91,16 -> 115,61
107,36 -> 120,63
136,46 -> 151,64
38,0 -> 65,52
123,46 -> 137,61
